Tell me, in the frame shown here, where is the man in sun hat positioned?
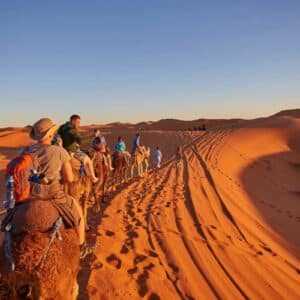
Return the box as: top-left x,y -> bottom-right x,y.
28,118 -> 73,185
19,118 -> 89,256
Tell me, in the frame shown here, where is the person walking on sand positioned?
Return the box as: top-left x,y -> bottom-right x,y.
175,146 -> 183,169
154,147 -> 162,169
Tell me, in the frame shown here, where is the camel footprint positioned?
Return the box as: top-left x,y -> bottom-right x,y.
106,254 -> 122,269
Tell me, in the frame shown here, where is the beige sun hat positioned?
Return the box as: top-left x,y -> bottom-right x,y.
30,118 -> 59,141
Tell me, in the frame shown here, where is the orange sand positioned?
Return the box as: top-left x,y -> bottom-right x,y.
0,114 -> 299,299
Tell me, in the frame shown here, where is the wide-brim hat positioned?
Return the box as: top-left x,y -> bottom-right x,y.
30,118 -> 59,141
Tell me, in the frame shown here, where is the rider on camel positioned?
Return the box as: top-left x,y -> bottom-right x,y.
132,133 -> 141,154
92,129 -> 113,171
58,115 -> 98,183
4,118 -> 90,258
114,136 -> 130,165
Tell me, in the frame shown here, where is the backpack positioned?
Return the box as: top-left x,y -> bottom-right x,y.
5,146 -> 41,203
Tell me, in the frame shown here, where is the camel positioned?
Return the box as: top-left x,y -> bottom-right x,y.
89,150 -> 110,211
112,152 -> 130,189
67,157 -> 92,231
52,137 -> 92,229
130,146 -> 151,178
143,146 -> 151,173
0,201 -> 80,300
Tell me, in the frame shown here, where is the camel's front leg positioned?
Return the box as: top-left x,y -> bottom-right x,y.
144,159 -> 149,173
138,162 -> 143,177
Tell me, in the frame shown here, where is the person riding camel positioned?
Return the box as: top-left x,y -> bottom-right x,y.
3,118 -> 90,258
114,136 -> 130,165
132,133 -> 141,154
92,129 -> 113,171
58,115 -> 98,183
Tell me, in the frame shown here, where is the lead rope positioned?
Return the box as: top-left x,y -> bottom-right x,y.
4,223 -> 15,271
36,217 -> 63,272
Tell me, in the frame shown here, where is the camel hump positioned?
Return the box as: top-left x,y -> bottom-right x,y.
11,200 -> 60,234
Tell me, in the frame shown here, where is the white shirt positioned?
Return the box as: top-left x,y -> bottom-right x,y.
154,149 -> 162,160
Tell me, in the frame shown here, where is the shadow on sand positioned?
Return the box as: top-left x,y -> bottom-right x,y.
240,141 -> 300,261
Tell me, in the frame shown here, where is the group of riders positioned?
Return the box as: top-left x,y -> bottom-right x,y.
56,114 -> 144,183
1,114 -> 184,260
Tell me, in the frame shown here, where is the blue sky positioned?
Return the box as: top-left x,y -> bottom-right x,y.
0,0 -> 299,126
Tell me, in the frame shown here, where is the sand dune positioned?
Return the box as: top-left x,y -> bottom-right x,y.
0,113 -> 299,299
74,116 -> 300,299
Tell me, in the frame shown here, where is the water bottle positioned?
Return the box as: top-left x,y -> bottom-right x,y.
3,176 -> 16,209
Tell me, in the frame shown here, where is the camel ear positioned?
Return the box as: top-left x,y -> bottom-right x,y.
18,284 -> 33,299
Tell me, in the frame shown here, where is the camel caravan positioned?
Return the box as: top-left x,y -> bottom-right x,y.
0,115 -> 151,300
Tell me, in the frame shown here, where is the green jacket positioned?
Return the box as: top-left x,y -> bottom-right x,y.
58,122 -> 81,152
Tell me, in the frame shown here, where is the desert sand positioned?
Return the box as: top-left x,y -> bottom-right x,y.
0,113 -> 299,299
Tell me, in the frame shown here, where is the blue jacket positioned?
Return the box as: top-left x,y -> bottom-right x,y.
115,141 -> 126,152
133,136 -> 140,148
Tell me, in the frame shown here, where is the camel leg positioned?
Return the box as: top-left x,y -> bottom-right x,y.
71,279 -> 79,300
101,177 -> 106,204
119,170 -> 122,186
94,188 -> 100,213
111,170 -> 116,191
73,198 -> 86,244
82,194 -> 91,231
123,168 -> 127,184
130,164 -> 134,179
139,162 -> 143,177
124,167 -> 128,183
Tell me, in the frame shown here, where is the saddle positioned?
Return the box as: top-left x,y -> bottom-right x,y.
4,200 -> 60,235
1,183 -> 81,235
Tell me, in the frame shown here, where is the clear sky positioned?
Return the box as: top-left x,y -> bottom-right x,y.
0,0 -> 299,126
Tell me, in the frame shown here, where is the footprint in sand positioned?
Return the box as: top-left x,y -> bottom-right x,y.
168,263 -> 179,273
134,254 -> 147,265
144,263 -> 155,270
105,230 -> 115,237
120,245 -> 129,254
127,266 -> 138,274
135,219 -> 142,226
147,250 -> 158,258
148,293 -> 161,300
260,245 -> 277,256
106,254 -> 122,269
